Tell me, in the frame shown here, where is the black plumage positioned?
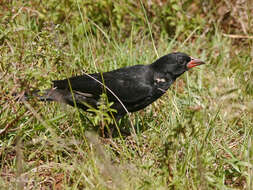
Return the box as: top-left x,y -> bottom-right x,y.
36,52 -> 205,119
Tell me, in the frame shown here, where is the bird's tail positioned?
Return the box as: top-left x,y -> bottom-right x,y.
20,88 -> 66,103
16,88 -> 96,111
34,88 -> 68,103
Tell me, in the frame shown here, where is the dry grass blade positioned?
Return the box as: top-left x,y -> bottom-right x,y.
222,33 -> 253,39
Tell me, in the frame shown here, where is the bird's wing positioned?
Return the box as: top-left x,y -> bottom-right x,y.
105,77 -> 153,103
53,74 -> 102,99
53,65 -> 153,104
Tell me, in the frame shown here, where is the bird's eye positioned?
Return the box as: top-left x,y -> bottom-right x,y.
177,56 -> 185,64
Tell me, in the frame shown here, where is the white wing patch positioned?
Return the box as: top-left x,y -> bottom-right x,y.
155,78 -> 166,83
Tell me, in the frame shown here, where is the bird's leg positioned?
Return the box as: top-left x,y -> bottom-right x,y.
99,114 -> 125,138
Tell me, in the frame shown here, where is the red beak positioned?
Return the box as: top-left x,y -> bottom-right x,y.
187,57 -> 205,69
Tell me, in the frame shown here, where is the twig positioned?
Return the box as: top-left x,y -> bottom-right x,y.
222,33 -> 253,39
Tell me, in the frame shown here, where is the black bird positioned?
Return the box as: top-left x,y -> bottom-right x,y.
33,52 -> 205,119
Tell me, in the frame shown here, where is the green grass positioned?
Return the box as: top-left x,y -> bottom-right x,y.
1,0 -> 253,189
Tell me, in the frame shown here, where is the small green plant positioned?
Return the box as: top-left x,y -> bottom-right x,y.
87,93 -> 117,126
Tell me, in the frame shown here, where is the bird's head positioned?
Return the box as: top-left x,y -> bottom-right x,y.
151,52 -> 205,78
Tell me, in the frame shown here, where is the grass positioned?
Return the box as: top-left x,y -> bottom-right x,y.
1,0 -> 253,189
